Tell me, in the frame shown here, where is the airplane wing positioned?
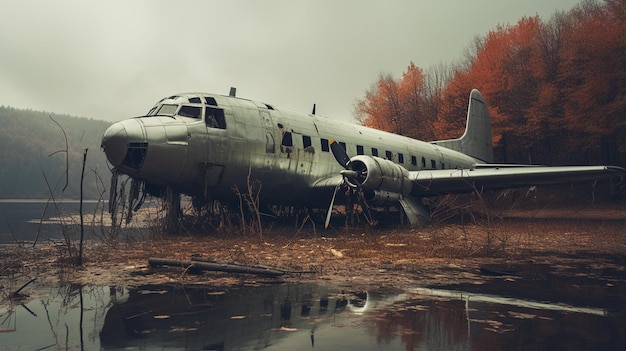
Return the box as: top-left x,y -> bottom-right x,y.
312,163 -> 624,227
409,165 -> 626,197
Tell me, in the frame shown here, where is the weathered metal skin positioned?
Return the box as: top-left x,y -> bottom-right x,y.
102,92 -> 479,210
101,90 -> 625,226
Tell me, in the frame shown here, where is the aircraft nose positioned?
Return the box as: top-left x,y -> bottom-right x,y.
101,122 -> 129,167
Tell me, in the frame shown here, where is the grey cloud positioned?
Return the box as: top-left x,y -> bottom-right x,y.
0,0 -> 581,122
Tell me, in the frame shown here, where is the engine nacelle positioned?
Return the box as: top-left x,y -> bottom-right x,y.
348,155 -> 412,205
363,189 -> 402,204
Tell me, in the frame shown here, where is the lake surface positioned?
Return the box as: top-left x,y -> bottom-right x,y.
1,281 -> 624,350
0,199 -> 99,244
0,199 -> 150,244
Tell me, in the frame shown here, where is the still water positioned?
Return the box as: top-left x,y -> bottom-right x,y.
1,282 -> 623,350
0,199 -> 103,244
0,199 -> 151,244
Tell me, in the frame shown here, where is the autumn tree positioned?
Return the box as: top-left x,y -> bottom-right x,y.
355,72 -> 403,134
430,0 -> 625,165
356,0 -> 624,166
557,0 -> 625,163
354,62 -> 438,141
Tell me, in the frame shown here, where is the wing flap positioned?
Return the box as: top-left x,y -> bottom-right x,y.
410,165 -> 625,196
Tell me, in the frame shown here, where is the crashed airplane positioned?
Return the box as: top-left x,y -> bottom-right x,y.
101,88 -> 624,227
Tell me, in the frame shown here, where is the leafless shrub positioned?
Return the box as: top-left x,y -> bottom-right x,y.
424,189 -> 513,257
232,167 -> 264,238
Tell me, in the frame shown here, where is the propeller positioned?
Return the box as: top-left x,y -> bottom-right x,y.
324,139 -> 373,228
329,138 -> 351,169
324,180 -> 343,229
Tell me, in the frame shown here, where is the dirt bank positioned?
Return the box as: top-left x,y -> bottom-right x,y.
2,212 -> 624,299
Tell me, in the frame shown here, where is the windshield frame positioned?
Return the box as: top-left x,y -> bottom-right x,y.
151,104 -> 179,116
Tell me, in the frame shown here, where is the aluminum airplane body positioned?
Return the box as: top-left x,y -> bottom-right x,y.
101,89 -> 625,226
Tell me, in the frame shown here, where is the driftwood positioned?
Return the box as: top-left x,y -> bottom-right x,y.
190,256 -> 319,275
148,257 -> 286,277
12,278 -> 36,298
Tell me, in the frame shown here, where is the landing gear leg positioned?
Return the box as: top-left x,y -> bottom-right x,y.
165,186 -> 181,233
345,196 -> 355,227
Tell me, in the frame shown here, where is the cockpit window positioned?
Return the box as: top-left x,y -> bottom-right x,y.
205,106 -> 226,129
189,97 -> 202,103
178,105 -> 202,118
156,104 -> 178,116
205,97 -> 218,106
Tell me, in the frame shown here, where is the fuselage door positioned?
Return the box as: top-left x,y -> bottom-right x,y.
201,105 -> 229,188
259,109 -> 276,154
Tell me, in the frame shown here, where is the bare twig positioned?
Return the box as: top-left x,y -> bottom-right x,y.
78,148 -> 88,265
47,115 -> 69,192
12,278 -> 36,298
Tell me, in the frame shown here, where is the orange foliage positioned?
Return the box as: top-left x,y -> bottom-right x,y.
355,62 -> 437,141
357,0 -> 625,165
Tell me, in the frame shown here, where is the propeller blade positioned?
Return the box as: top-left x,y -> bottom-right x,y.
329,138 -> 351,169
325,180 -> 343,229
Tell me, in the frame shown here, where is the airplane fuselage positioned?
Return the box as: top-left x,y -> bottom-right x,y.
102,93 -> 480,209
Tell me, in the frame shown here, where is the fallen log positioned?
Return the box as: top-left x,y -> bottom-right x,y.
148,258 -> 285,277
190,256 -> 319,275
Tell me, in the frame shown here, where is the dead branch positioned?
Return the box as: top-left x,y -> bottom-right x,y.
48,115 -> 69,192
12,278 -> 36,298
148,257 -> 285,276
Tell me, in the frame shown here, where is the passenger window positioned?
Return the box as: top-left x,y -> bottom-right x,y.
281,132 -> 293,153
281,132 -> 293,146
411,156 -> 417,166
431,160 -> 436,169
178,105 -> 201,118
421,157 -> 426,168
357,145 -> 364,155
321,138 -> 330,152
205,107 -> 226,129
372,148 -> 378,157
303,135 -> 312,148
385,151 -> 392,160
398,153 -> 404,164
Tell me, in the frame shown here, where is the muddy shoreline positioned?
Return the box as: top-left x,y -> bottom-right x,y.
2,211 -> 625,314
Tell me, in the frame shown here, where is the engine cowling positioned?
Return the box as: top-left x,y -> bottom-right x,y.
347,155 -> 412,205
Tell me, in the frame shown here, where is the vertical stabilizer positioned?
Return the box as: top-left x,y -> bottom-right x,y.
432,89 -> 493,163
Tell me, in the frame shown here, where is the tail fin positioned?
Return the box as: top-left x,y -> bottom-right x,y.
432,89 -> 493,163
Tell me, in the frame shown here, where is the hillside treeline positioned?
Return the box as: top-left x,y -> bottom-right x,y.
355,0 -> 625,166
0,106 -> 112,199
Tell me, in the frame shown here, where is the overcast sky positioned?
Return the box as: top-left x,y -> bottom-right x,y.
1,0 -> 582,123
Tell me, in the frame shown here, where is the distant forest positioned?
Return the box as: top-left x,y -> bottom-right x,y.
0,106 -> 111,199
355,0 -> 625,166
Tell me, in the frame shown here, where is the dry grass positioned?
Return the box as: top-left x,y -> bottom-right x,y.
1,209 -> 624,293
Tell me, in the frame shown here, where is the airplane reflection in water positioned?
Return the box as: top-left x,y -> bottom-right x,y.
97,283 -> 622,351
100,89 -> 625,228
2,283 -> 623,350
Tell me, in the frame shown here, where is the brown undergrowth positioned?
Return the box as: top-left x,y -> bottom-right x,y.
1,212 -> 624,294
